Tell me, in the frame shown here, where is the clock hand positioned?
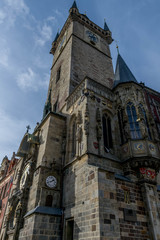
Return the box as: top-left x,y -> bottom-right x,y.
48,180 -> 55,183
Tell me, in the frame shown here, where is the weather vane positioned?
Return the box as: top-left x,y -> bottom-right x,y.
26,125 -> 31,133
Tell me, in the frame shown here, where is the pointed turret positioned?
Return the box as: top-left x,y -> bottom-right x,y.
50,31 -> 59,54
114,54 -> 138,87
104,20 -> 110,31
53,31 -> 59,42
69,0 -> 79,14
71,0 -> 78,9
43,89 -> 52,118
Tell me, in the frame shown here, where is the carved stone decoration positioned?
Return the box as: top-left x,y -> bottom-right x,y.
84,103 -> 89,135
138,106 -> 144,121
76,126 -> 82,143
124,122 -> 130,140
139,119 -> 148,139
76,111 -> 82,125
96,108 -> 101,122
130,159 -> 160,174
152,124 -> 159,142
96,123 -> 102,140
96,108 -> 102,140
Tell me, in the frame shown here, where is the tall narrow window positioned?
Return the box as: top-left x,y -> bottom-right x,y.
56,67 -> 61,82
71,122 -> 76,157
66,219 -> 74,240
139,104 -> 152,140
117,107 -> 125,144
127,102 -> 141,139
45,195 -> 53,207
102,114 -> 113,152
53,100 -> 58,112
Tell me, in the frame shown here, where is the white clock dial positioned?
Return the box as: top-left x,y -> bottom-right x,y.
86,30 -> 98,43
46,176 -> 57,188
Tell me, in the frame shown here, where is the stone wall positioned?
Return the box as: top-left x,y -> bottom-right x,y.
19,214 -> 61,240
116,179 -> 150,240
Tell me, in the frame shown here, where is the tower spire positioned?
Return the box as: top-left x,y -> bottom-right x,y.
104,19 -> 110,31
114,54 -> 138,87
71,0 -> 78,9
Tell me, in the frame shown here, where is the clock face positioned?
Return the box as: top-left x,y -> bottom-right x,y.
20,164 -> 30,189
86,30 -> 98,44
46,176 -> 57,188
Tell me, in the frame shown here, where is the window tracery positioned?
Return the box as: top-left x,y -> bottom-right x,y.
126,102 -> 141,139
102,113 -> 112,152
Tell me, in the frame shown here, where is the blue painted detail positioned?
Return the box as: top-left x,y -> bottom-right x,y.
157,185 -> 160,191
114,54 -> 138,87
115,174 -> 131,182
24,206 -> 63,218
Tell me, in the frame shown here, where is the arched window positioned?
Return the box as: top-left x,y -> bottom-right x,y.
71,121 -> 76,158
127,102 -> 141,139
117,107 -> 125,144
102,114 -> 113,152
45,195 -> 53,207
138,104 -> 152,140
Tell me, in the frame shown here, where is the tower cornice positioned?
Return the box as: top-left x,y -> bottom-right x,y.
50,11 -> 113,55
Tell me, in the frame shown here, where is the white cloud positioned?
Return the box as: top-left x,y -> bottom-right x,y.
46,16 -> 56,23
0,108 -> 28,161
0,10 -> 6,24
5,0 -> 29,15
17,67 -> 49,91
0,47 -> 10,68
0,0 -> 29,26
36,24 -> 53,46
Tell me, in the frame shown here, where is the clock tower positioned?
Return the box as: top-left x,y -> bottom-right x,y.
46,1 -> 114,113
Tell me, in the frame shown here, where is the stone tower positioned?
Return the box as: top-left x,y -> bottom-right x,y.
1,2 -> 160,240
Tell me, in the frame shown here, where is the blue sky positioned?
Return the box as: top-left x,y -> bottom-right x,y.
0,0 -> 160,161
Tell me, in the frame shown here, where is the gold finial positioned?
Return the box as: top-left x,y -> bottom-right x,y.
84,11 -> 86,15
115,40 -> 119,54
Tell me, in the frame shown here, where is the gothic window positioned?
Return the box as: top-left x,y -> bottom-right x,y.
127,102 -> 141,139
56,66 -> 61,82
117,107 -> 125,144
71,121 -> 76,157
139,104 -> 152,140
45,195 -> 53,207
102,114 -> 113,152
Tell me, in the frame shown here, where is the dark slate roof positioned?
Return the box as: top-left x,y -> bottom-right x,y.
114,54 -> 138,88
53,32 -> 59,42
24,206 -> 63,217
115,173 -> 132,182
104,21 -> 110,31
81,14 -> 89,19
71,0 -> 78,9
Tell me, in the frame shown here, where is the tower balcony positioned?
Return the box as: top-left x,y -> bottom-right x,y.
121,139 -> 160,163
